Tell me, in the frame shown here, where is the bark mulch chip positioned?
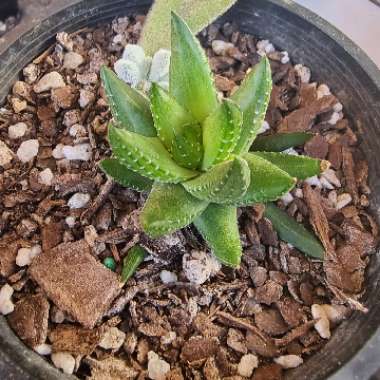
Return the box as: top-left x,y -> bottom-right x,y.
29,240 -> 121,328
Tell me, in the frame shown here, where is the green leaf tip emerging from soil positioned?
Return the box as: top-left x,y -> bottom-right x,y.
140,0 -> 238,55
264,203 -> 325,259
121,245 -> 148,283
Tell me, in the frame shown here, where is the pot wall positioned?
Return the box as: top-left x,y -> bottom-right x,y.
0,1 -> 380,379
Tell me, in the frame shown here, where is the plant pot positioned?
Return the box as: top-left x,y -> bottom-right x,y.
0,0 -> 380,379
0,0 -> 18,21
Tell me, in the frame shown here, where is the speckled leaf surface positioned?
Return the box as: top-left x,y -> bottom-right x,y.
108,124 -> 198,183
264,203 -> 324,259
170,12 -> 217,122
140,0 -> 237,55
253,152 -> 327,180
194,204 -> 242,267
150,83 -> 202,169
202,99 -> 243,170
183,157 -> 250,203
235,153 -> 296,206
141,182 -> 209,237
232,57 -> 272,154
100,159 -> 153,192
100,66 -> 156,136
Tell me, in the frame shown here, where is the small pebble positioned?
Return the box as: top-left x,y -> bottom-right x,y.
336,193 -> 352,210
283,147 -> 299,156
69,124 -> 87,138
305,175 -> 322,188
317,84 -> 331,99
65,216 -> 76,228
274,355 -> 303,369
237,354 -> 259,377
281,192 -> 294,206
51,352 -> 76,375
16,245 -> 41,266
103,257 -> 117,271
67,193 -> 91,209
79,89 -> 95,108
34,343 -> 52,356
333,102 -> 343,113
33,71 -> 65,93
8,122 -> 28,139
99,327 -> 126,350
17,139 -> 39,163
160,331 -> 176,345
328,112 -> 341,125
52,144 -> 65,159
294,188 -> 303,198
147,351 -> 170,380
258,120 -> 270,135
294,64 -> 311,83
311,304 -> 331,339
11,98 -> 27,113
183,251 -> 221,285
159,270 -> 178,284
280,51 -> 290,64
0,284 -> 14,315
63,52 -> 84,69
0,140 -> 14,166
211,40 -> 234,55
320,176 -> 334,190
23,63 -> 39,84
62,143 -> 92,161
256,39 -> 275,54
322,169 -> 341,188
321,304 -> 348,324
38,168 -> 54,186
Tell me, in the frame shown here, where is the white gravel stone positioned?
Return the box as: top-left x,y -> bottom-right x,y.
160,270 -> 178,284
283,147 -> 299,156
69,124 -> 87,138
23,63 -> 39,84
212,40 -> 234,55
62,143 -> 92,161
52,144 -> 65,159
274,355 -> 303,369
317,84 -> 331,99
305,175 -> 322,188
65,216 -> 76,228
320,176 -> 334,190
280,51 -> 290,64
294,188 -> 303,198
281,192 -> 294,206
51,352 -> 76,375
237,354 -> 259,377
99,327 -> 126,350
256,39 -> 275,54
34,343 -> 52,356
147,351 -> 170,380
321,304 -> 348,324
38,168 -> 54,186
311,304 -> 331,339
63,52 -> 84,69
17,139 -> 39,163
183,250 -> 221,285
258,120 -> 270,135
0,141 -> 14,166
67,193 -> 91,209
0,284 -> 14,315
16,245 -> 42,267
79,89 -> 94,108
294,64 -> 311,83
322,169 -> 341,188
8,122 -> 28,139
336,193 -> 352,210
33,71 -> 65,93
328,111 -> 341,125
333,102 -> 343,113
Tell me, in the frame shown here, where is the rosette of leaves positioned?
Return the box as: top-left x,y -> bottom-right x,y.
100,13 -> 327,267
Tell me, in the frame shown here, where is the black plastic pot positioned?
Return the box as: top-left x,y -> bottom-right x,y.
1,0 -> 380,379
0,0 -> 18,21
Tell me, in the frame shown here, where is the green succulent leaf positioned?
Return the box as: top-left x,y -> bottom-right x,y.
100,66 -> 156,137
121,245 -> 148,283
170,12 -> 218,122
108,124 -> 198,183
232,57 -> 272,154
140,0 -> 237,56
251,132 -> 314,152
253,152 -> 328,180
183,157 -> 250,204
202,99 -> 243,170
150,83 -> 202,169
141,182 -> 209,237
234,153 -> 296,206
100,158 -> 153,192
264,203 -> 324,259
194,204 -> 242,267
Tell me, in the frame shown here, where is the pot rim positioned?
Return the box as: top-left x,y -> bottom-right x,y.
0,1 -> 379,379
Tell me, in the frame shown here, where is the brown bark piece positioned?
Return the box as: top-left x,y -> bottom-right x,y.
252,364 -> 283,380
246,331 -> 279,358
342,146 -> 359,204
49,324 -> 102,355
41,221 -> 64,251
0,233 -> 19,277
304,135 -> 329,159
180,337 -> 219,362
7,294 -> 50,348
254,308 -> 289,336
276,297 -> 307,328
29,240 -> 121,328
254,280 -> 283,305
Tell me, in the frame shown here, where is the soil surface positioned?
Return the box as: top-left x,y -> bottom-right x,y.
0,15 -> 378,380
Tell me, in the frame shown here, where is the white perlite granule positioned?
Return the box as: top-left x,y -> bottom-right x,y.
99,327 -> 126,350
16,245 -> 42,266
274,355 -> 304,369
0,140 -> 14,166
311,304 -> 331,339
0,284 -> 14,315
38,168 -> 54,186
17,139 -> 39,163
237,354 -> 259,377
147,351 -> 170,380
62,143 -> 92,161
8,122 -> 28,139
51,352 -> 76,375
183,250 -> 221,285
159,270 -> 178,284
68,193 -> 91,209
33,72 -> 65,93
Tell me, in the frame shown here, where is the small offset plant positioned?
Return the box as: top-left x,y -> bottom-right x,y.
100,11 -> 327,267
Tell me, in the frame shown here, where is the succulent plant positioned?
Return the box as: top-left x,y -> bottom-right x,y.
100,13 -> 327,267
